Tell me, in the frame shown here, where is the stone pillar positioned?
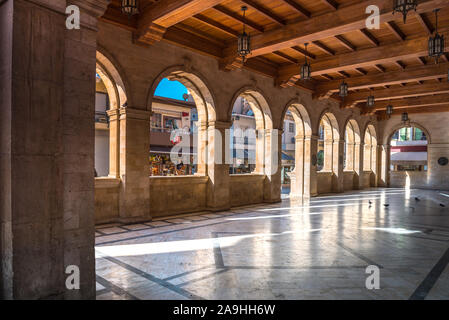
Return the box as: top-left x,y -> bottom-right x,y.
305,135 -> 318,197
207,121 -> 231,211
107,109 -> 120,178
370,144 -> 378,187
290,136 -> 305,199
379,144 -> 391,187
332,139 -> 344,193
0,0 -> 108,299
195,121 -> 208,176
323,139 -> 333,172
354,142 -> 362,189
264,129 -> 282,203
118,107 -> 151,222
345,142 -> 355,171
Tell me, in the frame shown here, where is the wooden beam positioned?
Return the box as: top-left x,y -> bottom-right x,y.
395,61 -> 406,70
163,26 -> 224,58
212,5 -> 264,33
273,51 -> 298,64
415,13 -> 433,35
241,0 -> 285,26
224,0 -> 449,59
135,0 -> 225,44
354,68 -> 367,75
321,0 -> 338,11
343,82 -> 449,106
376,104 -> 449,117
385,21 -> 405,41
361,93 -> 449,112
315,62 -> 449,97
192,14 -> 240,37
335,35 -> 356,51
374,64 -> 386,73
358,28 -> 379,46
291,46 -> 316,60
279,0 -> 310,18
311,41 -> 335,56
278,35 -> 449,84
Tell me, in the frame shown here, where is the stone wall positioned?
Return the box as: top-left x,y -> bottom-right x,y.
317,172 -> 333,194
230,174 -> 265,207
378,112 -> 449,190
150,176 -> 208,218
343,171 -> 355,191
95,178 -> 120,224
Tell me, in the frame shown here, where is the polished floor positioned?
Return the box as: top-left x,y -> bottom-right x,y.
95,188 -> 449,300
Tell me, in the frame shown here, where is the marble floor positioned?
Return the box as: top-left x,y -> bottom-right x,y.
95,188 -> 449,300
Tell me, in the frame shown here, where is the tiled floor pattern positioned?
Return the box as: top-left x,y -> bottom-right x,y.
95,188 -> 449,300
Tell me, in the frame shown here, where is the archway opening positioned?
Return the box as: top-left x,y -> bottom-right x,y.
363,124 -> 378,187
150,78 -> 199,176
281,103 -> 312,199
390,126 -> 428,172
316,112 -> 340,194
148,69 -> 217,177
229,90 -> 272,175
94,51 -> 128,178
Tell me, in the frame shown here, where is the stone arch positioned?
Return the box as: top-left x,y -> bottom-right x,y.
228,86 -> 274,175
343,118 -> 361,171
384,121 -> 431,145
317,110 -> 340,172
147,65 -> 217,123
228,86 -> 273,130
146,66 -> 218,176
96,48 -> 129,109
381,121 -> 431,188
95,49 -> 130,178
281,100 -> 314,199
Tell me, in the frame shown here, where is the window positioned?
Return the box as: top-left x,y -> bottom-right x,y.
289,123 -> 295,133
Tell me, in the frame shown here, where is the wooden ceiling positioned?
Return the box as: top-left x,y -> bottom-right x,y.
101,0 -> 449,117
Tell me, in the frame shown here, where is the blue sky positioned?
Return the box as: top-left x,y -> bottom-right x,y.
154,78 -> 188,100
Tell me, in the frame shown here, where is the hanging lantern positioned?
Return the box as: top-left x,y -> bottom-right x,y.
428,9 -> 445,63
386,104 -> 394,118
402,112 -> 410,127
300,43 -> 311,81
393,0 -> 418,24
237,6 -> 251,62
339,81 -> 348,98
121,0 -> 139,16
367,90 -> 375,107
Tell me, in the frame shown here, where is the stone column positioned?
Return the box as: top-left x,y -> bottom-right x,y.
206,121 -> 231,211
323,139 -> 333,172
379,144 -> 391,187
264,129 -> 282,203
305,135 -> 318,197
332,139 -> 345,193
0,0 -> 108,299
290,136 -> 305,200
354,142 -> 362,189
118,107 -> 151,222
107,109 -> 120,178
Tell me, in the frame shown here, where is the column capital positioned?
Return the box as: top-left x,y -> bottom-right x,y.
119,107 -> 151,121
106,108 -> 120,120
208,120 -> 232,129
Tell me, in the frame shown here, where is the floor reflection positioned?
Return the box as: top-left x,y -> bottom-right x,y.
95,188 -> 449,300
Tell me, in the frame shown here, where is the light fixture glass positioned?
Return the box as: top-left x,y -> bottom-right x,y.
429,9 -> 445,63
237,6 -> 251,62
386,104 -> 393,118
300,43 -> 311,81
339,81 -> 348,98
402,112 -> 410,127
121,0 -> 139,16
367,89 -> 375,107
393,0 -> 418,24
